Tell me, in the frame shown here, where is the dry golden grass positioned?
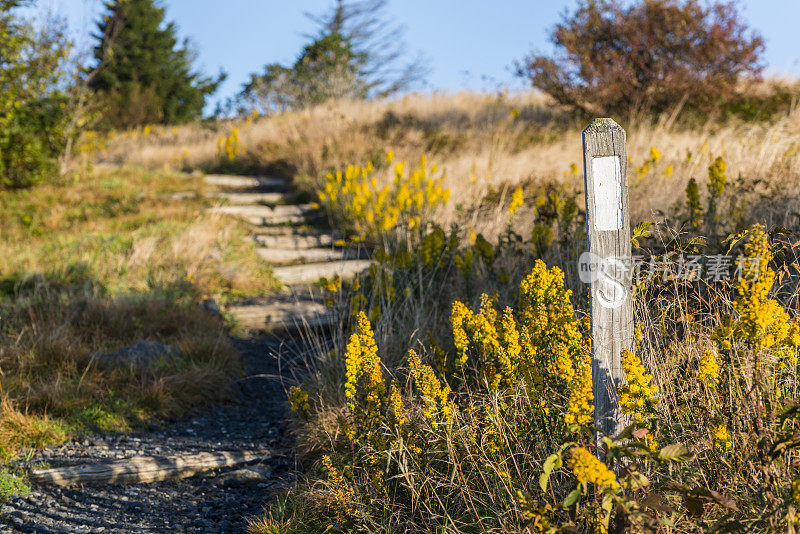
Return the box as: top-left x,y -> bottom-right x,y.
165,89 -> 800,532
94,89 -> 800,243
0,166 -> 279,460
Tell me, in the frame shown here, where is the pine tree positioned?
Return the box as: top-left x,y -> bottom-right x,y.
89,0 -> 223,128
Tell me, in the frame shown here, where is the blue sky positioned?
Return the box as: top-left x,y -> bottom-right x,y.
37,0 -> 800,107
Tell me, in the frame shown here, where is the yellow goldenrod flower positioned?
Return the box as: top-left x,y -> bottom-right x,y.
509,186 -> 524,215
713,424 -> 732,450
617,349 -> 658,422
389,381 -> 405,428
698,350 -> 720,388
451,300 -> 472,371
287,386 -> 310,414
730,225 -> 791,352
408,349 -> 452,429
344,312 -> 385,434
649,146 -> 661,163
569,446 -> 620,493
707,156 -> 727,197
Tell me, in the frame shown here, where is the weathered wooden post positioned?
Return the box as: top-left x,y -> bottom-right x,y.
581,118 -> 633,451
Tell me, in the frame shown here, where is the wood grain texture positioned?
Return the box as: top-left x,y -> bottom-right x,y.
30,450 -> 270,487
582,118 -> 634,444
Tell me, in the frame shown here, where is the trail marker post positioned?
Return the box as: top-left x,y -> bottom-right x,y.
581,118 -> 633,452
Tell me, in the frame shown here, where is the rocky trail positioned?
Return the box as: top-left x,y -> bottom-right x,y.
1,174 -> 365,533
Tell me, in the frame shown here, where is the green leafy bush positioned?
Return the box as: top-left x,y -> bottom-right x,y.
0,0 -> 71,189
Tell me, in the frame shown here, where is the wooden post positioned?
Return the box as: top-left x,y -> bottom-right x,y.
581,118 -> 633,449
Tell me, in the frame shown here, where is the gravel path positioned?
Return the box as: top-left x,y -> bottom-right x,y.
1,336 -> 299,534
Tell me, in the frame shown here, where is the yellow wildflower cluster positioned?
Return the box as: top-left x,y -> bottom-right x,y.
448,295 -> 521,391
635,146 -> 663,183
321,455 -> 358,521
568,446 -> 620,493
617,349 -> 658,422
697,349 -> 720,388
517,261 -> 584,385
451,300 -> 472,371
344,312 -> 385,434
288,385 -> 310,415
731,225 -> 791,351
320,275 -> 342,293
509,186 -> 524,215
519,261 -> 592,426
448,260 -> 592,426
707,156 -> 727,197
218,127 -> 243,161
389,381 -> 405,428
712,424 -> 732,450
316,155 -> 450,241
650,146 -> 662,164
564,355 -> 593,426
408,349 -> 452,429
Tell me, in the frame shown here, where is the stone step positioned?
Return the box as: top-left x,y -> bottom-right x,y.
30,450 -> 270,486
208,191 -> 287,205
256,247 -> 362,266
227,301 -> 336,332
273,259 -> 371,286
203,175 -> 287,190
252,232 -> 335,249
252,226 -> 333,237
209,204 -> 315,226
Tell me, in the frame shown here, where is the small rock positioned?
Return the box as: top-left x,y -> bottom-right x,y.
200,298 -> 221,317
93,340 -> 179,369
169,191 -> 197,200
213,466 -> 272,487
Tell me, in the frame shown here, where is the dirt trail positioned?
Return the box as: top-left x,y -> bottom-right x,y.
1,174 -> 365,533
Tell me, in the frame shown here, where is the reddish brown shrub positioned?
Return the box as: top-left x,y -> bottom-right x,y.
517,0 -> 765,116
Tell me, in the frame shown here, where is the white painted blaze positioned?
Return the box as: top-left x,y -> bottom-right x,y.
591,156 -> 623,231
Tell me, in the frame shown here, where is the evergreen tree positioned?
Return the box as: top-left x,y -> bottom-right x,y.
89,0 -> 223,128
240,32 -> 367,114
238,0 -> 425,115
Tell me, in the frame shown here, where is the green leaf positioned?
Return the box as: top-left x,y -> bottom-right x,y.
631,221 -> 655,248
658,443 -> 691,462
539,452 -> 563,492
562,488 -> 581,508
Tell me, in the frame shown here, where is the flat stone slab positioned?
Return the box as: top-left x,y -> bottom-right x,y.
273,259 -> 371,286
256,247 -> 361,266
209,204 -> 315,226
252,232 -> 335,249
227,301 -> 335,332
208,191 -> 287,205
30,450 -> 270,487
203,175 -> 287,189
